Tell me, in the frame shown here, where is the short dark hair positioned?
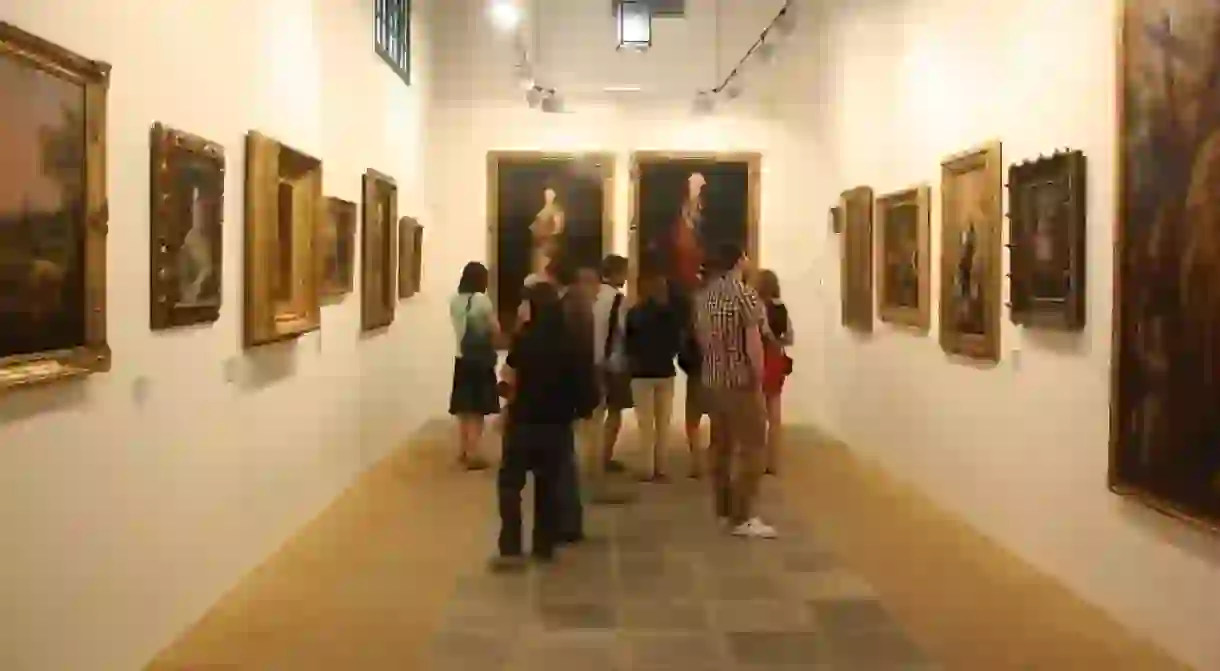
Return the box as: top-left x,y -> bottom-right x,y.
601,254 -> 628,280
707,243 -> 744,274
457,261 -> 489,293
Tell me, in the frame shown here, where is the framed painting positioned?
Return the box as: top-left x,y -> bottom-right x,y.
0,22 -> 111,391
1008,150 -> 1087,330
487,151 -> 614,334
243,131 -> 322,347
840,186 -> 874,332
939,141 -> 1003,362
361,169 -> 397,331
150,123 -> 224,329
318,196 -> 356,300
410,223 -> 423,295
629,151 -> 760,304
1112,0 -> 1220,531
876,185 -> 931,332
830,205 -> 843,234
397,215 -> 419,299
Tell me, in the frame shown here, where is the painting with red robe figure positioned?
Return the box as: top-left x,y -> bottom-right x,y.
1113,0 -> 1220,529
632,153 -> 759,310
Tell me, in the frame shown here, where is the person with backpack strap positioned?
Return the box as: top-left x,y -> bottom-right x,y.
448,262 -> 502,469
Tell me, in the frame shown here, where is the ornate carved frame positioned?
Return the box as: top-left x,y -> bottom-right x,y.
319,196 -> 356,300
1007,149 -> 1087,330
243,131 -> 322,347
398,216 -> 420,299
0,22 -> 111,391
840,186 -> 875,333
939,141 -> 1003,362
361,169 -> 397,332
485,151 -> 615,314
627,151 -> 761,298
875,185 -> 931,332
150,123 -> 225,329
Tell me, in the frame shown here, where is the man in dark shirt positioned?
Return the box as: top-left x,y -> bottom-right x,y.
625,272 -> 682,480
494,284 -> 596,568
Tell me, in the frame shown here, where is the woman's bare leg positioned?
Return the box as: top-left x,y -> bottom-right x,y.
765,395 -> 782,474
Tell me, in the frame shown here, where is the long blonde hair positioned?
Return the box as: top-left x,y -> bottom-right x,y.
755,268 -> 781,301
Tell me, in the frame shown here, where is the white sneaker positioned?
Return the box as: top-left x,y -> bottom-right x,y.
731,517 -> 778,539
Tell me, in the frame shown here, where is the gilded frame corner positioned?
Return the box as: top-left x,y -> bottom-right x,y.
150,122 -> 226,330
840,185 -> 875,333
243,131 -> 322,347
627,151 -> 761,298
875,184 -> 931,333
939,140 -> 1003,362
361,168 -> 397,332
485,150 -> 616,316
0,22 -> 111,392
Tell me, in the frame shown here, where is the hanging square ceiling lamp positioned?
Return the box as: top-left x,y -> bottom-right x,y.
617,0 -> 652,51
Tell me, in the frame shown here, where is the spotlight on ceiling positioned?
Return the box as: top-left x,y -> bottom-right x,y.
526,86 -> 545,108
692,91 -> 715,115
489,0 -> 522,32
616,0 -> 652,51
540,92 -> 565,113
773,6 -> 797,37
514,62 -> 535,90
756,42 -> 778,64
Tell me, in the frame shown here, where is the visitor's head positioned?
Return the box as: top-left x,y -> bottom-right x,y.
457,261 -> 489,294
521,282 -> 563,332
706,243 -> 746,276
640,271 -> 668,305
576,267 -> 600,299
754,269 -> 781,301
601,254 -> 629,288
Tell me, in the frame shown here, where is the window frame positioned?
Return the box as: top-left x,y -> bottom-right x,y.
374,0 -> 411,86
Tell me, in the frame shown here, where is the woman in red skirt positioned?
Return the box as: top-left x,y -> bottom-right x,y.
754,269 -> 793,475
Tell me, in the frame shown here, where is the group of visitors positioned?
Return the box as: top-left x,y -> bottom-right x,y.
448,244 -> 793,566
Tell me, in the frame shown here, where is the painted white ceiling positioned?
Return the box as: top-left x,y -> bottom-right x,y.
429,0 -> 787,104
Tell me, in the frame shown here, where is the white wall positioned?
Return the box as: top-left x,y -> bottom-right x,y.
0,1 -> 446,669
769,0 -> 1220,669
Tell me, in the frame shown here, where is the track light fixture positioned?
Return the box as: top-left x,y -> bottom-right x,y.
693,0 -> 797,114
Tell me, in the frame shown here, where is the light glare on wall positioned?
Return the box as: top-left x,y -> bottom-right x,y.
617,0 -> 651,51
489,0 -> 522,32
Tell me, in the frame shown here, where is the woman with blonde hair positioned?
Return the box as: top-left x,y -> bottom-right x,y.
753,269 -> 793,475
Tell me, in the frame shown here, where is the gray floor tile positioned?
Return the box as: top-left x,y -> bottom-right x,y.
707,598 -> 814,632
539,601 -> 617,630
510,631 -> 624,671
826,627 -> 929,669
810,598 -> 898,636
708,573 -> 786,600
725,631 -> 828,666
618,599 -> 708,631
426,630 -> 514,671
623,632 -> 729,667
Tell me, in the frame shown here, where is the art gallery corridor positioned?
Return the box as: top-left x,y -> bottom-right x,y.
144,421 -> 1182,671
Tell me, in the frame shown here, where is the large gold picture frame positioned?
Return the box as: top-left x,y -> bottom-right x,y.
840,186 -> 874,333
0,22 -> 111,391
876,185 -> 931,332
1111,0 -> 1220,532
939,141 -> 1003,362
243,131 -> 322,347
486,151 -> 615,331
628,151 -> 761,298
361,169 -> 397,332
150,123 -> 225,330
398,216 -> 421,299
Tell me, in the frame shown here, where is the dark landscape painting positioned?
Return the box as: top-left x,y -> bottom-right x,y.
632,152 -> 759,308
876,185 -> 930,331
1113,0 -> 1220,528
488,152 -> 612,334
0,43 -> 87,358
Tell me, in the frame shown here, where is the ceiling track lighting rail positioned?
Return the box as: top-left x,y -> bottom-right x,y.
694,0 -> 796,114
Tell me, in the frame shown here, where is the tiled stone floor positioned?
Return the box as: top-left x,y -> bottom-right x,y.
426,474 -> 938,670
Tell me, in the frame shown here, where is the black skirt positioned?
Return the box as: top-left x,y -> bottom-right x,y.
449,356 -> 501,416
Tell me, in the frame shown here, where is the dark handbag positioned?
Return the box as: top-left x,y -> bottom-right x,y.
459,295 -> 497,366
